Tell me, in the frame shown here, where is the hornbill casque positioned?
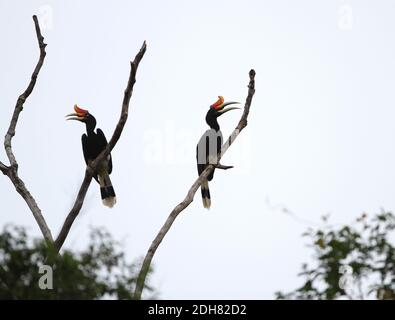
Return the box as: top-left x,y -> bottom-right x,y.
66,105 -> 116,208
196,96 -> 240,209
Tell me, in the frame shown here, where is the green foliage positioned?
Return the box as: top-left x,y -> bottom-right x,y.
0,225 -> 154,299
276,211 -> 395,300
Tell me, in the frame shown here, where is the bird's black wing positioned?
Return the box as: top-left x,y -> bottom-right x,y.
81,134 -> 89,166
96,128 -> 113,174
82,133 -> 99,183
196,129 -> 223,181
196,131 -> 208,176
216,133 -> 222,156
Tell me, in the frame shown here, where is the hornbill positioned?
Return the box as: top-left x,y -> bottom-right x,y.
196,96 -> 240,209
66,105 -> 116,208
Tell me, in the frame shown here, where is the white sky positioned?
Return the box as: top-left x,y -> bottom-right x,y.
1,0 -> 395,299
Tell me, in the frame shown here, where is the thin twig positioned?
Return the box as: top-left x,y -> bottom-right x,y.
1,15 -> 53,242
134,69 -> 256,300
53,41 -> 147,253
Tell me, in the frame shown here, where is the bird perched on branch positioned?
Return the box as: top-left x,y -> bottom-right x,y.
196,96 -> 240,209
66,105 -> 116,208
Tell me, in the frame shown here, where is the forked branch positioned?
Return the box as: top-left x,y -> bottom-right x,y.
0,15 -> 147,253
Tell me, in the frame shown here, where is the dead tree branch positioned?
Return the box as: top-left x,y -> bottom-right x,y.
1,15 -> 53,242
1,15 -> 146,254
0,161 -> 8,175
53,41 -> 147,253
134,69 -> 256,300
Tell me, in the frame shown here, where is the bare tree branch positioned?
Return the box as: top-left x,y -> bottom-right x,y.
1,15 -> 146,253
0,161 -> 8,175
1,15 -> 53,242
134,69 -> 256,300
54,41 -> 147,253
4,15 -> 47,169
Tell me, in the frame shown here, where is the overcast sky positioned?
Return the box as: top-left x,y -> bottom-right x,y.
1,0 -> 395,299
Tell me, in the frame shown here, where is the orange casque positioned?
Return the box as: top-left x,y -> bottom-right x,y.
210,96 -> 224,110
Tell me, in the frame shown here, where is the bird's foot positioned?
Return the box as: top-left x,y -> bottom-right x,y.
216,163 -> 234,170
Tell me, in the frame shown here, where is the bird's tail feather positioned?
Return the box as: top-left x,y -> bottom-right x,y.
98,171 -> 116,208
201,179 -> 211,209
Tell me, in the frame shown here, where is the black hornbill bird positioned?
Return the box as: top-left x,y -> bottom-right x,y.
196,96 -> 240,209
66,105 -> 116,208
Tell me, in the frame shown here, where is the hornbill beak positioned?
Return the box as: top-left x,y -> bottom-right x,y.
217,102 -> 241,115
211,96 -> 240,116
66,104 -> 88,121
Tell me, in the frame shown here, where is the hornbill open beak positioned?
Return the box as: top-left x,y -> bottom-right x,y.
66,104 -> 88,121
217,102 -> 240,115
211,96 -> 240,116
